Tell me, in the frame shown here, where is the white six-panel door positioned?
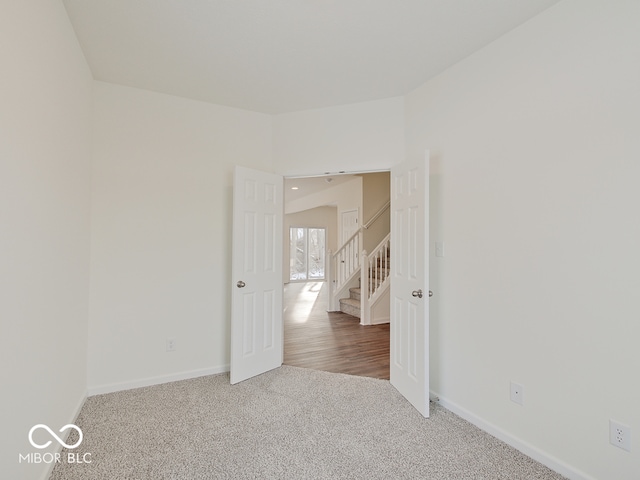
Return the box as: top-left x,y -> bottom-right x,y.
390,153 -> 430,417
230,166 -> 284,384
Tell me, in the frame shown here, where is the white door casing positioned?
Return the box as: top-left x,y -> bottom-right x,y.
390,152 -> 430,417
230,166 -> 284,384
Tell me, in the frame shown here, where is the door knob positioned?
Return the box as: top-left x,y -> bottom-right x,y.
236,281 -> 246,288
429,290 -> 433,297
412,289 -> 423,298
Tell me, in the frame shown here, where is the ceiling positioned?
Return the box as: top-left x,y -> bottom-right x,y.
285,174 -> 357,204
62,0 -> 560,114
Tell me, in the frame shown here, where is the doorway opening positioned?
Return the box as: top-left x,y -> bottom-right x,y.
282,171 -> 391,379
231,157 -> 429,414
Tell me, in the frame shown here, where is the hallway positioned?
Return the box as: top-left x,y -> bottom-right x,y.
283,282 -> 390,379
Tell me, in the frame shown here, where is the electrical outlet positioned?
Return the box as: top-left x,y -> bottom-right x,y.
610,420 -> 631,452
166,338 -> 176,352
510,381 -> 524,405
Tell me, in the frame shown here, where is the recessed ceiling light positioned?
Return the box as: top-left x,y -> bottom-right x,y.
291,187 -> 299,190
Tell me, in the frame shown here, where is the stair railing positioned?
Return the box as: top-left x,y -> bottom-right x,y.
360,233 -> 391,324
362,200 -> 390,230
327,228 -> 363,310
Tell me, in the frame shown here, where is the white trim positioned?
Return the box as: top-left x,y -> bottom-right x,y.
40,391 -> 87,480
87,365 -> 229,396
430,391 -> 595,480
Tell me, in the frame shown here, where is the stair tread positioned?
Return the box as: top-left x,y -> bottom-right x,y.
339,298 -> 360,307
339,297 -> 361,319
353,277 -> 389,295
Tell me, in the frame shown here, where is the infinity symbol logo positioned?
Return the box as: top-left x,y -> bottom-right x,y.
28,424 -> 83,449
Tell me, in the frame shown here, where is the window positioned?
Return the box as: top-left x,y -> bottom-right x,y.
289,227 -> 326,281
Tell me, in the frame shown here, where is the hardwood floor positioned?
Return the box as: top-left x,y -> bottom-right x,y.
283,281 -> 390,380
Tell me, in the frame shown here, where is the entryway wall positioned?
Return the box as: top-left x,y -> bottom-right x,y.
362,172 -> 390,252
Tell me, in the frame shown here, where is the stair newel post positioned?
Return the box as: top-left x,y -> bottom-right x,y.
360,249 -> 369,325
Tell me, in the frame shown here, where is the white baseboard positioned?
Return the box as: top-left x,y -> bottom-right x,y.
430,391 -> 595,480
87,364 -> 230,396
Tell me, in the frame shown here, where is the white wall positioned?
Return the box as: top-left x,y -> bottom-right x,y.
273,97 -> 405,176
405,1 -> 640,478
0,1 -> 93,479
362,172 -> 390,252
88,82 -> 272,392
86,70 -> 403,396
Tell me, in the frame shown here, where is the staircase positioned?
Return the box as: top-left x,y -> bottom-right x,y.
326,201 -> 391,325
339,287 -> 362,318
327,230 -> 391,325
339,248 -> 390,319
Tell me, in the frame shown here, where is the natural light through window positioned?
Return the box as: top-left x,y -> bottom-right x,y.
286,282 -> 324,324
289,227 -> 326,282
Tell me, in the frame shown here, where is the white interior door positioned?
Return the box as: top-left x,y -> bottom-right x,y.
390,152 -> 430,417
230,166 -> 284,384
341,209 -> 359,244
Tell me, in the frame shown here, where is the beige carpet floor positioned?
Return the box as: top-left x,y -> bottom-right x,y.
50,366 -> 565,479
